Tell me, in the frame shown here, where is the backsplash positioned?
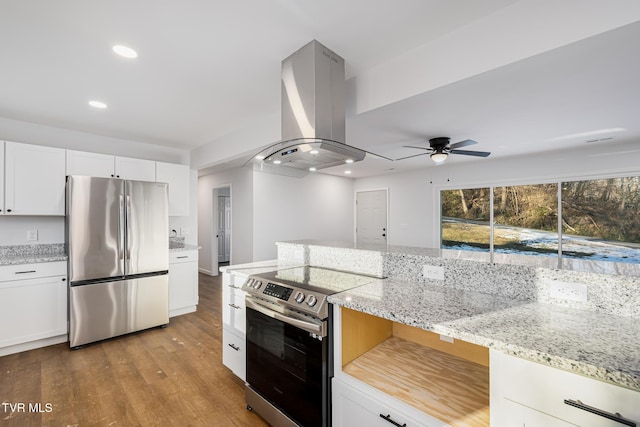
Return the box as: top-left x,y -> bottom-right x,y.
277,240 -> 640,319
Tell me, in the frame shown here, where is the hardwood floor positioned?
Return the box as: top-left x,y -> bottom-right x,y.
0,273 -> 268,426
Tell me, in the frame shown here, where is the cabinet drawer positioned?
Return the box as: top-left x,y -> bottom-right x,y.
169,250 -> 198,264
0,261 -> 67,282
332,377 -> 442,427
492,351 -> 640,426
222,328 -> 246,381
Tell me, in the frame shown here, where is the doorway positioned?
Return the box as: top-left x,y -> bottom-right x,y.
356,189 -> 388,245
211,185 -> 232,275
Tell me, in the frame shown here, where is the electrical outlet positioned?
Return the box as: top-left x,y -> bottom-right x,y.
180,227 -> 189,236
27,229 -> 38,241
422,265 -> 444,280
549,281 -> 588,302
439,334 -> 454,343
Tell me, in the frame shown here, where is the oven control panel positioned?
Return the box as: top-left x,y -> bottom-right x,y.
262,282 -> 293,301
242,276 -> 327,318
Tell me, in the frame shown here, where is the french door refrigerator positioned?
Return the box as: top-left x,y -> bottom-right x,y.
66,176 -> 170,348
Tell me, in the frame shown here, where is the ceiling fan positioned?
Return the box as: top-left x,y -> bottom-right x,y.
396,137 -> 491,164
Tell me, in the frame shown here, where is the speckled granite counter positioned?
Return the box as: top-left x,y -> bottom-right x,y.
219,259 -> 305,277
169,242 -> 200,252
329,279 -> 640,392
0,244 -> 67,265
276,240 -> 640,392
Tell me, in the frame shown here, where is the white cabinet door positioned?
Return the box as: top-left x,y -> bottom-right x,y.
156,162 -> 190,216
222,328 -> 246,381
66,150 -> 115,178
168,251 -> 198,317
115,156 -> 156,181
4,142 -> 66,215
0,141 -> 5,214
0,262 -> 67,352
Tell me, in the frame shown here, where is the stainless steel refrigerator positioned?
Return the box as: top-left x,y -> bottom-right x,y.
66,176 -> 170,348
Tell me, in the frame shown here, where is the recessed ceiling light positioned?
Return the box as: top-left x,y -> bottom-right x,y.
345,159 -> 354,164
310,150 -> 319,155
88,100 -> 107,109
255,155 -> 265,160
273,160 -> 282,165
309,167 -> 317,172
112,45 -> 138,59
344,170 -> 352,175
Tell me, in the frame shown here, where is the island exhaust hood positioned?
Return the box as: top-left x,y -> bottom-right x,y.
247,40 -> 381,177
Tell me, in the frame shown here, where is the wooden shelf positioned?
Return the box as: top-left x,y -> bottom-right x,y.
343,336 -> 490,427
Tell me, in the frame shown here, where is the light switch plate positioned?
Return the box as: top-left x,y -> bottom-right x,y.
27,229 -> 38,241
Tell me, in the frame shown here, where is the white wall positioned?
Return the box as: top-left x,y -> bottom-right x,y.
1,117 -> 188,164
252,171 -> 354,261
198,167 -> 254,274
355,140 -> 640,248
0,217 -> 64,245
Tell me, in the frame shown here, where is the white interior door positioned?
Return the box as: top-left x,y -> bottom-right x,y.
356,189 -> 388,245
223,196 -> 231,262
217,195 -> 226,263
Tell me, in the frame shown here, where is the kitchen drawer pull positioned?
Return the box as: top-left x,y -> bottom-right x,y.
15,270 -> 37,274
228,303 -> 241,310
379,414 -> 407,427
564,399 -> 636,426
228,285 -> 240,289
228,343 -> 240,351
176,256 -> 188,259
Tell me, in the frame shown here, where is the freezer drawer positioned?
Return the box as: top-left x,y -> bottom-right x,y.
69,274 -> 169,347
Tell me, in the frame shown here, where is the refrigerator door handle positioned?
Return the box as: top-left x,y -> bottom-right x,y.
126,194 -> 132,261
119,194 -> 125,263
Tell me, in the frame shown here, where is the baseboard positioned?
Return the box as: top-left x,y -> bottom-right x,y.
0,335 -> 68,357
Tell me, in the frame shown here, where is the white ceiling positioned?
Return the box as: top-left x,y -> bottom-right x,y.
1,1 -> 640,177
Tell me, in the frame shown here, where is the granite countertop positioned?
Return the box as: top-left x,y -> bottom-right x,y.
0,244 -> 68,266
219,259 -> 306,277
169,242 -> 200,252
328,278 -> 640,392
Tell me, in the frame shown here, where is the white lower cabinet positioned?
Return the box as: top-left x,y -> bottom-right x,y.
332,377 -> 439,427
0,261 -> 68,356
491,350 -> 640,427
222,271 -> 247,380
168,250 -> 198,317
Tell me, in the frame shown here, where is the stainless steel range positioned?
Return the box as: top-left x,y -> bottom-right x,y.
242,266 -> 378,427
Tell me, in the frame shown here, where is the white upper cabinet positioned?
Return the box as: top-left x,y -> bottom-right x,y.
114,156 -> 156,182
66,150 -> 115,178
0,142 -> 5,214
156,162 -> 190,216
3,141 -> 66,215
66,150 -> 156,182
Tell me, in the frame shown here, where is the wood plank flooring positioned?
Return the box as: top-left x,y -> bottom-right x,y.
0,273 -> 268,426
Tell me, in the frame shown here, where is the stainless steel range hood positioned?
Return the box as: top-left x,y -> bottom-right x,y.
247,40 -> 370,177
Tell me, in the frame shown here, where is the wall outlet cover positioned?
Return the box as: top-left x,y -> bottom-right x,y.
422,265 -> 444,281
549,281 -> 588,302
27,229 -> 38,241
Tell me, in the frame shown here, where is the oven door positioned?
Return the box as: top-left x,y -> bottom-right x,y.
246,297 -> 330,427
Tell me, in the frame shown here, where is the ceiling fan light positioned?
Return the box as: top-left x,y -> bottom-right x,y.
430,152 -> 448,163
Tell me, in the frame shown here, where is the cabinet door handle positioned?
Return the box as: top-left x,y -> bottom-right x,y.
176,256 -> 188,259
228,285 -> 240,289
564,399 -> 636,427
228,304 -> 241,309
15,270 -> 37,274
228,343 -> 240,351
379,414 -> 407,427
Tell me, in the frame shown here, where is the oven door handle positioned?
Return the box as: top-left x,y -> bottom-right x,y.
246,298 -> 326,337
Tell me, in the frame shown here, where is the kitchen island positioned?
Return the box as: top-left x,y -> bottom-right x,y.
281,240 -> 640,426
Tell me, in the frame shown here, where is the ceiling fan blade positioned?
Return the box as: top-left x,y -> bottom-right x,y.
449,139 -> 478,150
450,149 -> 491,157
402,145 -> 431,151
395,152 -> 430,161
